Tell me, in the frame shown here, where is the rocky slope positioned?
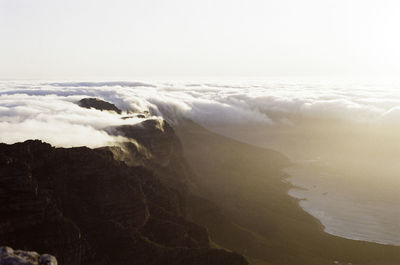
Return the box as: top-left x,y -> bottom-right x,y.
174,119 -> 400,265
0,246 -> 57,265
0,135 -> 247,265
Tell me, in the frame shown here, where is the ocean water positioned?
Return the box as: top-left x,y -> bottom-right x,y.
285,163 -> 400,246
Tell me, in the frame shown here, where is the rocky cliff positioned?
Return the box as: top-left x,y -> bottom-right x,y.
0,133 -> 247,265
0,246 -> 57,265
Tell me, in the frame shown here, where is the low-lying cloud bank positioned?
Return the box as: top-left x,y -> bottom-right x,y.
1,78 -> 400,147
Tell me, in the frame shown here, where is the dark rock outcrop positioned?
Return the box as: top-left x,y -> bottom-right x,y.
107,119 -> 196,194
78,98 -> 122,114
0,140 -> 248,265
0,246 -> 57,265
110,119 -> 182,166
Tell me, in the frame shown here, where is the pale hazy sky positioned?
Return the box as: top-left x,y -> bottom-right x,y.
1,0 -> 400,79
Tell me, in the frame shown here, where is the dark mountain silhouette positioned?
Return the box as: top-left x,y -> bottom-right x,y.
78,98 -> 122,114
0,137 -> 247,265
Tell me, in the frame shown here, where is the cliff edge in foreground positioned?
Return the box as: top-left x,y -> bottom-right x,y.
0,139 -> 247,265
0,246 -> 57,265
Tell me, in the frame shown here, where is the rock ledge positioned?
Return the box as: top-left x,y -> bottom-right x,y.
0,246 -> 57,265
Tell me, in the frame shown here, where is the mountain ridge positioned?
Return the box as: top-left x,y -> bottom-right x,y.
2,97 -> 400,265
0,138 -> 247,265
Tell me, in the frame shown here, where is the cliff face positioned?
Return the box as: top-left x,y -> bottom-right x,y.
107,119 -> 197,194
0,137 -> 247,265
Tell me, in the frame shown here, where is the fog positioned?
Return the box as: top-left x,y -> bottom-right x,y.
2,78 -> 400,188
2,78 -> 400,148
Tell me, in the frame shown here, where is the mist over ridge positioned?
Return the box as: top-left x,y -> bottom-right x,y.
2,77 -> 400,148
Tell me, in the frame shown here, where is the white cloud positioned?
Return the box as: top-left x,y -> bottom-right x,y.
1,78 -> 400,146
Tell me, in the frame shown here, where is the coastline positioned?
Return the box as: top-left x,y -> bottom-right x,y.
284,164 -> 400,247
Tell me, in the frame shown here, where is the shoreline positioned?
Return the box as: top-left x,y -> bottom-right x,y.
283,165 -> 400,247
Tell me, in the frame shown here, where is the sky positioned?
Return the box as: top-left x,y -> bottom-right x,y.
1,0 -> 400,79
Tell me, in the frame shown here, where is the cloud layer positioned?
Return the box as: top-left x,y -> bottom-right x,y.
1,78 -> 400,147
